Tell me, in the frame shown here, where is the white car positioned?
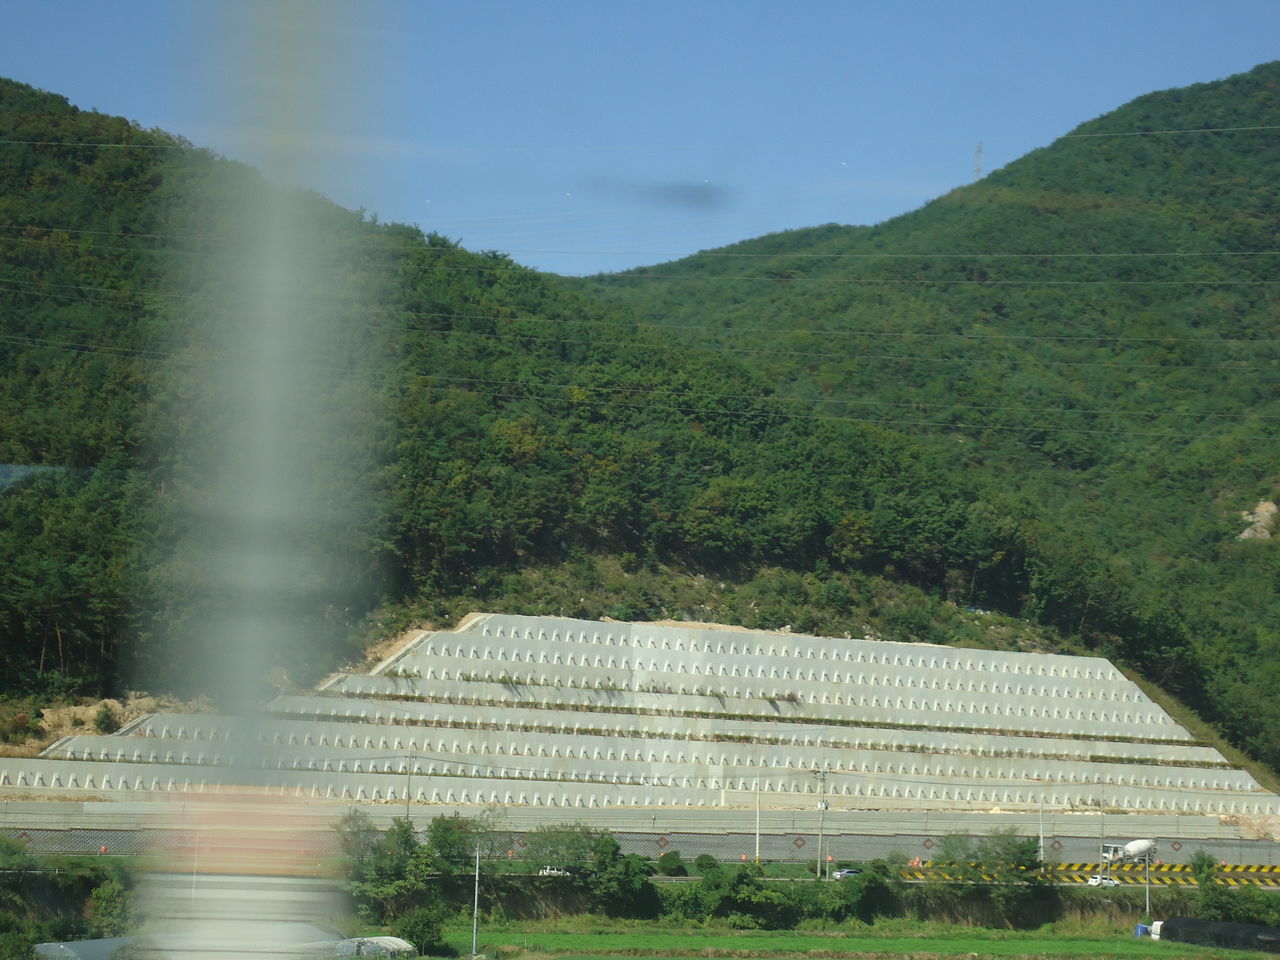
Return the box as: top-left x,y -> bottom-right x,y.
1087,875 -> 1119,887
537,866 -> 570,877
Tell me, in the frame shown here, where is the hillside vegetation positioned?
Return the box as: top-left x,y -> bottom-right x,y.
580,62 -> 1280,770
2,66 -> 1279,775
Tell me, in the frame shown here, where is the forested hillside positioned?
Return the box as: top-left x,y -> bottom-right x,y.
0,79 -> 1013,700
581,62 -> 1280,768
2,66 -> 1278,776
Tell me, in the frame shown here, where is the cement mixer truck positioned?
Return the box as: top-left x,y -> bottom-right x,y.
1102,839 -> 1157,862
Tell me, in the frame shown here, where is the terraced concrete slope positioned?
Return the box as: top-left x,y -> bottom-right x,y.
16,615 -> 1280,818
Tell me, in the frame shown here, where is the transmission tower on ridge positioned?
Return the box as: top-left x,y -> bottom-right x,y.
975,140 -> 984,181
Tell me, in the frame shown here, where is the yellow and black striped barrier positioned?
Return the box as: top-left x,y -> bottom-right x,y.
897,863 -> 1280,888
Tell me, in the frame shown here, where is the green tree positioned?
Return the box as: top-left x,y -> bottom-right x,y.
345,817 -> 430,921
1191,849 -> 1237,922
0,933 -> 34,960
928,831 -> 1047,928
715,863 -> 800,930
85,878 -> 135,938
656,850 -> 686,876
424,815 -> 475,879
335,810 -> 380,874
392,905 -> 450,957
520,823 -> 602,875
975,828 -> 1042,883
583,835 -> 659,919
852,860 -> 905,923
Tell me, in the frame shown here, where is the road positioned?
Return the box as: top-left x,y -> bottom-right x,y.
3,797 -> 1277,866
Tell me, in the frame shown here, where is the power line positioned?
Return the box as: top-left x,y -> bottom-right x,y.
0,222 -> 213,242
7,272 -> 1280,369
0,328 -> 1252,428
4,327 -> 1273,442
394,325 -> 1280,372
6,279 -> 1280,375
4,210 -> 1278,439
6,269 -> 1280,353
590,272 -> 1280,286
416,311 -> 1279,347
388,307 -> 1280,348
10,271 -> 1280,360
0,331 -> 172,361
444,247 -> 1280,261
0,138 -> 188,150
6,221 -> 1280,263
6,256 -> 1274,285
1062,123 -> 1280,139
0,276 -> 196,300
4,121 -> 1277,153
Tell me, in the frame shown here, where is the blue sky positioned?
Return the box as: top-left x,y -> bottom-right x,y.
3,0 -> 1278,275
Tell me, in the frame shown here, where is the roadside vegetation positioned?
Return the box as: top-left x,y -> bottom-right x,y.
332,814 -> 1280,949
0,836 -> 135,960
4,816 -> 1280,959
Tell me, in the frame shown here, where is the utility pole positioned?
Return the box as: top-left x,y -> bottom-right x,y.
812,768 -> 828,881
1145,854 -> 1151,919
471,843 -> 480,957
405,751 -> 412,819
1038,793 -> 1045,863
754,776 -> 761,864
1098,796 -> 1106,875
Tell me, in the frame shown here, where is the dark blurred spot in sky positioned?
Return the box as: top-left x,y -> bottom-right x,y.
585,175 -> 732,211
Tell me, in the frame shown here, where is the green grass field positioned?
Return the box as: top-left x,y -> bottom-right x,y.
446,921 -> 1269,960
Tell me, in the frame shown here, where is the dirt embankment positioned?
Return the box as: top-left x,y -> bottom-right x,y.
0,693 -> 211,759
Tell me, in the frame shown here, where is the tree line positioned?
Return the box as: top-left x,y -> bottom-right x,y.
333,813 -> 1280,951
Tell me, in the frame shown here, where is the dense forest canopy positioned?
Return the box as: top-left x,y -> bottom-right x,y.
1,65 -> 1278,772
578,61 -> 1280,767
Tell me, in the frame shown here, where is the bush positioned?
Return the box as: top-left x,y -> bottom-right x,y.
93,705 -> 118,735
693,853 -> 719,875
715,863 -> 801,930
656,851 -> 687,876
392,906 -> 451,957
656,882 -> 704,920
588,851 -> 660,919
0,711 -> 42,743
86,878 -> 136,937
0,933 -> 35,960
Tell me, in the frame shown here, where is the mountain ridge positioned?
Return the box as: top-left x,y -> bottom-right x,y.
2,68 -> 1279,780
576,60 -> 1280,770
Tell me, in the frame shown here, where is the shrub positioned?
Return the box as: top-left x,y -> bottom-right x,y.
392,906 -> 451,957
0,933 -> 35,960
656,882 -> 704,920
716,863 -> 801,930
656,851 -> 686,876
87,878 -> 136,938
93,705 -> 118,735
0,711 -> 42,743
693,853 -> 719,875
